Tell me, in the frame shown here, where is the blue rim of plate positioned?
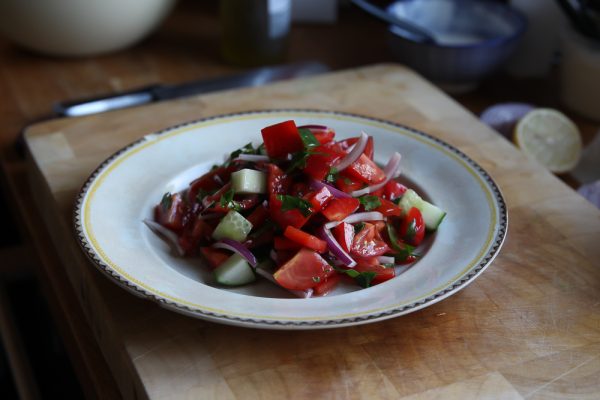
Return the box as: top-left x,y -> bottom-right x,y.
73,109 -> 508,329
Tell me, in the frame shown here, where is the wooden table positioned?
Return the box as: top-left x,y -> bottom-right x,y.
2,2 -> 600,399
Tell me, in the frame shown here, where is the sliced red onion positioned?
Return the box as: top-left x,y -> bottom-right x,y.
378,256 -> 395,264
324,221 -> 341,230
343,211 -> 384,224
335,132 -> 369,171
255,268 -> 313,298
235,154 -> 270,162
351,152 -> 402,197
143,219 -> 184,256
317,226 -> 356,268
309,179 -> 352,199
201,195 -> 214,209
212,238 -> 257,267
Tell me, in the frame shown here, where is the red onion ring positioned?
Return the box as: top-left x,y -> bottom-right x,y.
342,211 -> 384,224
235,154 -> 270,162
309,179 -> 352,199
335,132 -> 369,171
351,152 -> 402,197
317,226 -> 356,268
212,238 -> 257,267
143,219 -> 184,256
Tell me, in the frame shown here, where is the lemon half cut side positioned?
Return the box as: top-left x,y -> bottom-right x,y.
514,108 -> 582,174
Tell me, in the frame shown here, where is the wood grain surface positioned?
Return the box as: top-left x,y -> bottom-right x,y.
24,64 -> 600,399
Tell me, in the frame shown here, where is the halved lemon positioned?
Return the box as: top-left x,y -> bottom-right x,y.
514,108 -> 582,173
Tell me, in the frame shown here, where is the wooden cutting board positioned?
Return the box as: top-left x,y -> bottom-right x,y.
24,64 -> 600,399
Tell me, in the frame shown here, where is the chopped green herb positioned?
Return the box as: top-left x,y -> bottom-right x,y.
160,192 -> 172,210
276,195 -> 313,217
343,177 -> 353,185
195,188 -> 214,204
219,188 -> 241,211
333,266 -> 377,288
285,149 -> 327,173
354,222 -> 365,233
227,143 -> 257,165
386,223 -> 419,262
210,164 -> 220,171
392,197 -> 402,205
325,167 -> 339,183
298,128 -> 320,148
257,143 -> 267,156
312,276 -> 321,283
359,195 -> 382,211
404,219 -> 417,242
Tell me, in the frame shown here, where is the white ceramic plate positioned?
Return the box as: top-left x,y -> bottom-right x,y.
74,110 -> 507,329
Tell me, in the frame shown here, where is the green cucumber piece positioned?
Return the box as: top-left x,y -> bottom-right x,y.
231,169 -> 267,194
212,210 -> 253,242
214,253 -> 255,286
399,189 -> 446,231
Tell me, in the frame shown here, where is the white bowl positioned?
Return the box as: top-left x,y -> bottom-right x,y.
0,0 -> 176,56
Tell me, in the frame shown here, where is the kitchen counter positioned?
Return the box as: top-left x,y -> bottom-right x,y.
1,2 -> 599,399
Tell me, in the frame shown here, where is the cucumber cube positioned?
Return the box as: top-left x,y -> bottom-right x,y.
214,253 -> 256,286
212,210 -> 253,242
231,169 -> 267,194
399,189 -> 446,231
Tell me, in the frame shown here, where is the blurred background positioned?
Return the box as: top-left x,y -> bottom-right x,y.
0,0 -> 598,398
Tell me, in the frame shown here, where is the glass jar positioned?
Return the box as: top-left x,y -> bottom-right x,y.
220,0 -> 291,66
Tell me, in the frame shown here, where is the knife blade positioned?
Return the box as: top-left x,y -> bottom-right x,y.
54,61 -> 329,117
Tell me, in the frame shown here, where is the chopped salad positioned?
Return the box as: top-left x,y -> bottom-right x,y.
147,121 -> 446,297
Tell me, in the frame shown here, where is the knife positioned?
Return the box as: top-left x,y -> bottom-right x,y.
54,61 -> 329,117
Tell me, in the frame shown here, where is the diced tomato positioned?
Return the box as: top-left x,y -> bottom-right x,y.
178,217 -> 211,255
332,222 -> 354,253
302,145 -> 345,181
375,198 -> 402,217
187,166 -> 233,204
199,247 -> 230,269
207,194 -> 260,213
383,180 -> 407,201
155,192 -> 187,232
274,236 -> 301,251
273,248 -> 335,290
355,257 -> 395,285
299,126 -> 336,145
398,207 -> 425,246
261,120 -> 304,159
284,226 -> 327,253
336,174 -> 364,194
313,128 -> 335,144
321,198 -> 360,221
269,193 -> 309,229
304,186 -> 333,212
351,222 -> 390,258
246,204 -> 269,227
345,154 -> 386,184
313,273 -> 341,296
267,163 -> 290,194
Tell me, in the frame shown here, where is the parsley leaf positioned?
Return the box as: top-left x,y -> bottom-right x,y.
325,167 -> 339,183
333,266 -> 377,288
277,195 -> 313,217
392,197 -> 402,205
298,128 -> 320,148
219,188 -> 241,211
285,149 -> 327,173
227,143 -> 257,165
160,192 -> 172,210
386,223 -> 419,262
359,195 -> 382,211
